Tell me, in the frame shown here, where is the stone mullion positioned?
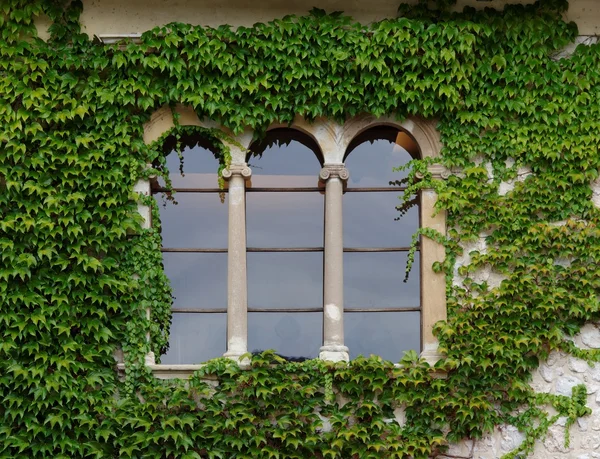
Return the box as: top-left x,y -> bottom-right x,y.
418,164 -> 449,365
319,164 -> 350,362
222,164 -> 252,361
132,176 -> 157,366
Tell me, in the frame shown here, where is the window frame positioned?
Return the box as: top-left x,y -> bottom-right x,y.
130,105 -> 447,376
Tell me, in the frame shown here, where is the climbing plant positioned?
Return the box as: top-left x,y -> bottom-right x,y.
1,0 -> 599,457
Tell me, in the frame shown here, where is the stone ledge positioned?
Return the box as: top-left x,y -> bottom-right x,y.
117,355 -> 447,379
117,363 -> 215,379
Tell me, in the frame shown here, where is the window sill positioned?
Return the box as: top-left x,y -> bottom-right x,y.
117,363 -> 217,379
116,350 -> 446,380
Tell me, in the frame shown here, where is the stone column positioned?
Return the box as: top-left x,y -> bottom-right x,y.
133,177 -> 157,366
221,164 -> 252,361
319,164 -> 350,362
418,164 -> 448,365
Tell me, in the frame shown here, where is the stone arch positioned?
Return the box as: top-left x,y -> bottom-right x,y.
143,104 -> 252,163
247,125 -> 325,166
340,115 -> 442,161
264,116 -> 323,153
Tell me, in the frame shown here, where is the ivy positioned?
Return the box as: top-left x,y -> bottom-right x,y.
1,0 -> 600,457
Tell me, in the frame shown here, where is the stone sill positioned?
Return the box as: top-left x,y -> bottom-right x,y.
117,363 -> 214,379
116,351 -> 447,380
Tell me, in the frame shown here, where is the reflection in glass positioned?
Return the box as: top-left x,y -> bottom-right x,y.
162,253 -> 227,309
158,143 -> 222,188
344,130 -> 416,187
345,311 -> 420,362
248,253 -> 323,308
155,193 -> 228,248
247,129 -> 322,188
247,192 -> 323,247
248,312 -> 322,360
343,192 -> 418,248
161,313 -> 226,364
344,252 -> 420,309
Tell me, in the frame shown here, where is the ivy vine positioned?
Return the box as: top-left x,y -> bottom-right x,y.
1,0 -> 599,457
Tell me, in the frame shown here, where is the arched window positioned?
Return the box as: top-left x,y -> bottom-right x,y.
343,127 -> 421,362
245,129 -> 324,360
152,136 -> 227,364
137,109 -> 445,373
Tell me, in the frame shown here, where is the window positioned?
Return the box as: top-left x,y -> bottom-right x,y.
141,107 -> 446,370
245,129 -> 324,360
152,137 -> 228,364
342,127 -> 420,362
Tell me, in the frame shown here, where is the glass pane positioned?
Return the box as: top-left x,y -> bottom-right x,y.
345,311 -> 420,362
343,192 -> 418,248
248,252 -> 323,308
248,132 -> 322,187
247,192 -> 323,247
161,313 -> 226,364
344,252 -> 420,308
345,135 -> 414,187
248,312 -> 321,360
155,193 -> 228,248
163,253 -> 227,309
158,144 -> 221,188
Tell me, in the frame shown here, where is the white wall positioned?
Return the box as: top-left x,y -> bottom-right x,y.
76,0 -> 599,37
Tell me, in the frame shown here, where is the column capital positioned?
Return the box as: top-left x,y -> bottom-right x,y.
222,164 -> 252,181
416,163 -> 451,180
319,164 -> 349,183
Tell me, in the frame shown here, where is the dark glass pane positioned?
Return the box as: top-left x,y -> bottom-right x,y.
343,192 -> 418,248
161,313 -> 226,364
248,312 -> 321,360
345,136 -> 414,187
163,253 -> 227,309
247,252 -> 323,308
247,192 -> 323,247
247,132 -> 322,187
155,193 -> 228,248
345,311 -> 420,362
158,144 -> 221,188
344,252 -> 420,308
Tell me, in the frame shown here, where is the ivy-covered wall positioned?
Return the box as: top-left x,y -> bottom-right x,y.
2,0 -> 600,457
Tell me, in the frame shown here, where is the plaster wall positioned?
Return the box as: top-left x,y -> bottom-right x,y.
68,0 -> 600,38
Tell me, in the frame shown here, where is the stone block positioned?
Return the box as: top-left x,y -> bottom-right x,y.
569,357 -> 591,373
556,375 -> 583,396
580,325 -> 600,349
500,425 -> 525,452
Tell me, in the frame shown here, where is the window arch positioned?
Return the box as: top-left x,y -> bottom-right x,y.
245,129 -> 324,360
135,110 -> 446,374
152,135 -> 228,364
342,126 -> 421,362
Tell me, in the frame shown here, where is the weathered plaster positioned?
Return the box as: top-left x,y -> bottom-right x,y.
74,0 -> 600,39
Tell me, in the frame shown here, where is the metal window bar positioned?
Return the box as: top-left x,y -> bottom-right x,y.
161,246 -> 419,253
156,184 -> 420,315
151,186 -> 410,193
172,307 -> 421,314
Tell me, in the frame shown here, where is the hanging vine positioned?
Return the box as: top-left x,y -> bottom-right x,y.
1,0 -> 599,457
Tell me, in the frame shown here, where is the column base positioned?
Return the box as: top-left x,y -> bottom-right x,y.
223,350 -> 250,366
144,351 -> 156,366
420,342 -> 444,366
319,345 -> 349,362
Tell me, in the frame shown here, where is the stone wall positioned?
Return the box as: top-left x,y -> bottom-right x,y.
439,172 -> 600,458
439,324 -> 600,459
